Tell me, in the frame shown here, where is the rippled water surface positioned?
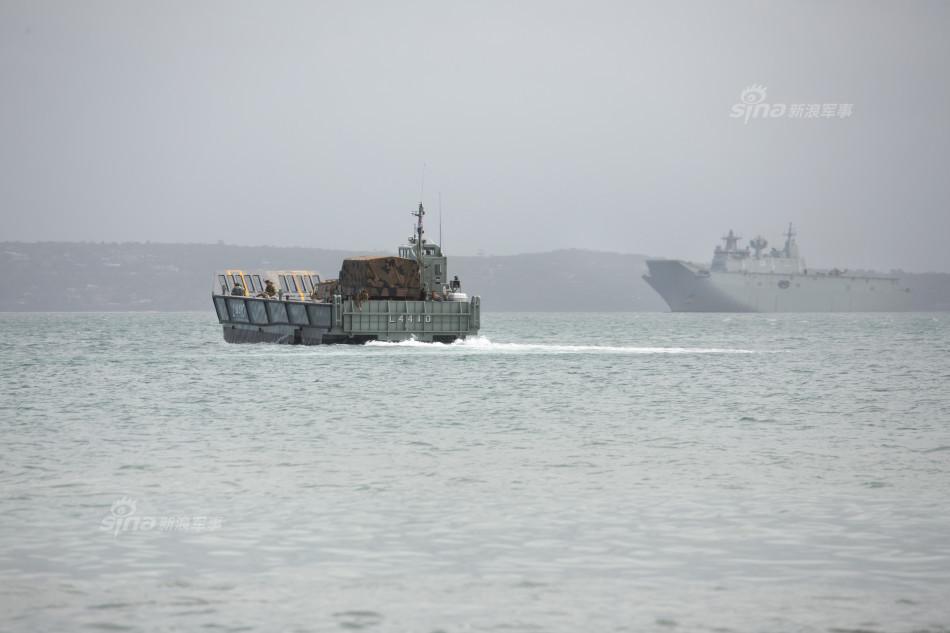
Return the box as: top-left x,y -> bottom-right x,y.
2,312 -> 950,632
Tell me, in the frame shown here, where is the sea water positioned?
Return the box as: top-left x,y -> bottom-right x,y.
1,312 -> 949,632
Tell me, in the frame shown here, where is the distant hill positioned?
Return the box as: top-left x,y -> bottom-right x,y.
1,242 -> 948,312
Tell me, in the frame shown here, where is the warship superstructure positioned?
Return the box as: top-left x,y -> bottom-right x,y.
213,203 -> 480,343
643,225 -> 911,312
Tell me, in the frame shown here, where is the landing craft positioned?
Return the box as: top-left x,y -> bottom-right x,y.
212,203 -> 480,343
643,225 -> 912,312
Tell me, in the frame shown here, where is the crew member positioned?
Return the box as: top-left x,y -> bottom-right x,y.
264,279 -> 277,298
230,281 -> 245,296
451,275 -> 461,291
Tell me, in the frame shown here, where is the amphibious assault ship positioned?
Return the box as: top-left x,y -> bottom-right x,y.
643,225 -> 911,312
212,203 -> 480,343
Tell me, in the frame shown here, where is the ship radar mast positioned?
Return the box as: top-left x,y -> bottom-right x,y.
783,222 -> 797,258
410,202 -> 427,294
749,236 -> 768,258
721,229 -> 742,252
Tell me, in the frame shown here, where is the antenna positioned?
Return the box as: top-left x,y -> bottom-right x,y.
439,192 -> 443,249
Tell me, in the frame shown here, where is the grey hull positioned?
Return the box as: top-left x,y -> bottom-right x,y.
644,259 -> 912,312
213,294 -> 480,344
643,260 -> 751,312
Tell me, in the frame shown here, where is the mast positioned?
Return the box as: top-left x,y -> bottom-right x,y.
721,229 -> 741,253
411,202 -> 426,295
784,222 -> 795,257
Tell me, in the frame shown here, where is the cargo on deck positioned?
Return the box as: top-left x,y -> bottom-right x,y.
338,256 -> 422,299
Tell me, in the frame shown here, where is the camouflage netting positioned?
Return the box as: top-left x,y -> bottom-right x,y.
314,279 -> 339,301
338,256 -> 422,299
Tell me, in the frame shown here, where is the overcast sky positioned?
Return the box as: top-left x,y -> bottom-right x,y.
1,0 -> 948,271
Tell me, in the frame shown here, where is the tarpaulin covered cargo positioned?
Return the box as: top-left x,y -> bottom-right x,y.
338,256 -> 421,299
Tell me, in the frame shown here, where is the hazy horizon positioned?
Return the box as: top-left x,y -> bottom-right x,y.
2,1 -> 949,272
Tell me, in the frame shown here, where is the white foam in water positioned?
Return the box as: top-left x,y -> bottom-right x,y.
366,335 -> 755,354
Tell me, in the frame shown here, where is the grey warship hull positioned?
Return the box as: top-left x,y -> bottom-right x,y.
644,225 -> 913,312
644,259 -> 911,312
213,294 -> 480,344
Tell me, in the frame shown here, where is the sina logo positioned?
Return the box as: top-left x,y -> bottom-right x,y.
100,496 -> 142,537
730,84 -> 780,123
730,84 -> 855,122
99,496 -> 225,536
740,84 -> 767,106
110,496 -> 137,519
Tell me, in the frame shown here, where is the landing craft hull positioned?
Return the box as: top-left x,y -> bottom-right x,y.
644,260 -> 912,312
212,294 -> 480,344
